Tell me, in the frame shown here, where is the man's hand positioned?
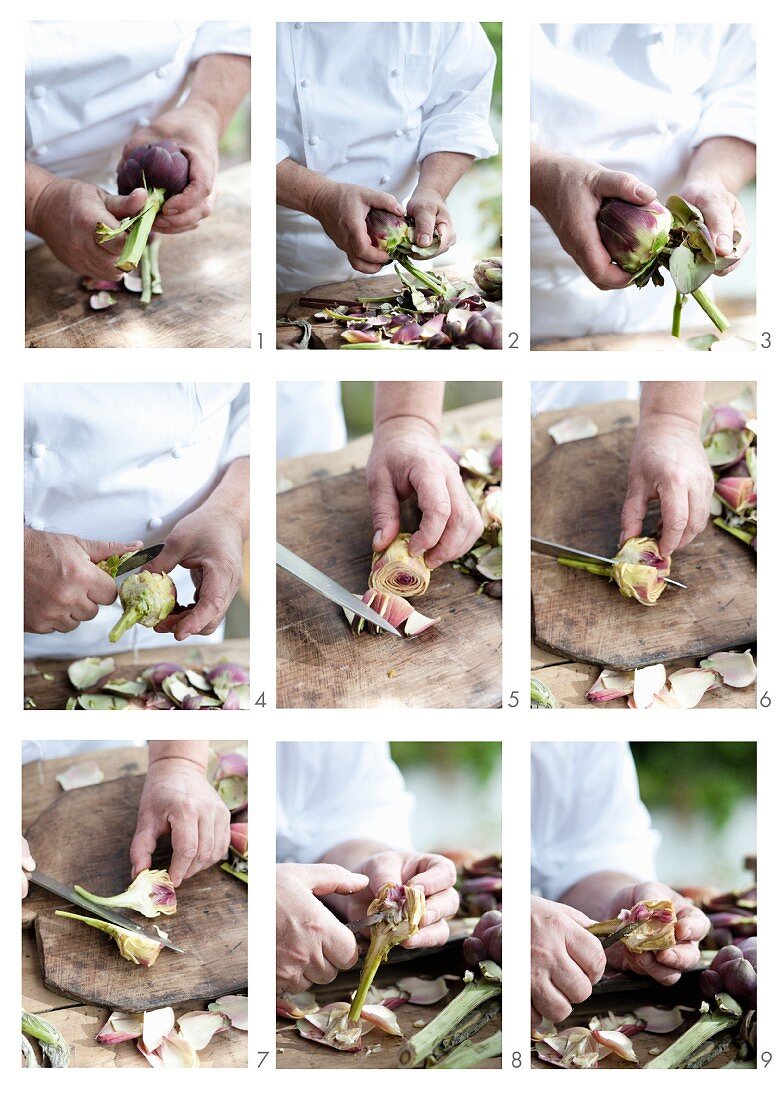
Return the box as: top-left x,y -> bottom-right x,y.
605,882 -> 709,985
22,837 -> 35,900
406,186 -> 456,256
147,499 -> 245,642
24,529 -> 141,634
620,413 -> 714,557
121,105 -> 220,235
276,863 -> 369,993
309,180 -> 406,274
531,147 -> 658,290
367,418 -> 483,569
531,897 -> 606,1025
130,757 -> 231,887
345,851 -> 458,950
27,170 -> 148,280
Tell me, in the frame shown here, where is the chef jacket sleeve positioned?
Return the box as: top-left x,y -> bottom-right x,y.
691,25 -> 755,148
192,21 -> 251,60
219,383 -> 250,467
417,23 -> 499,163
533,742 -> 658,903
277,743 -> 414,865
277,139 -> 292,164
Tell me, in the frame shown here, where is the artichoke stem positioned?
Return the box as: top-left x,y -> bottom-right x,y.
556,556 -> 612,578
347,942 -> 385,1023
140,245 -> 152,305
116,188 -> 165,272
395,254 -> 445,295
692,288 -> 730,333
672,291 -> 684,338
109,607 -> 143,644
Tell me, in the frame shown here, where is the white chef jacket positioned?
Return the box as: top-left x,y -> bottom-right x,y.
25,20 -> 250,245
23,740 -> 144,765
277,381 -> 347,460
277,22 -> 498,292
531,24 -> 756,340
277,742 -> 413,865
531,382 -> 641,415
24,383 -> 249,659
532,742 -> 658,901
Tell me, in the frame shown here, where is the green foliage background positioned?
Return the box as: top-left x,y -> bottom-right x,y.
631,742 -> 756,830
341,381 -> 501,439
390,741 -> 501,785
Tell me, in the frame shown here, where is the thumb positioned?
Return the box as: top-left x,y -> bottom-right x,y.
103,188 -> 148,222
619,486 -> 648,546
305,863 -> 370,897
369,470 -> 401,553
76,537 -> 143,565
595,170 -> 656,206
367,190 -> 406,218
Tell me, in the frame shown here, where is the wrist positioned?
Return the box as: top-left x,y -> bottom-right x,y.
373,413 -> 440,441
148,741 -> 209,773
640,409 -> 701,436
306,173 -> 335,222
27,170 -> 60,238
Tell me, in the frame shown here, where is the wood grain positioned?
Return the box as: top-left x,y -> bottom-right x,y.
531,426 -> 756,670
26,164 -> 250,349
277,470 -> 501,708
26,775 -> 247,1011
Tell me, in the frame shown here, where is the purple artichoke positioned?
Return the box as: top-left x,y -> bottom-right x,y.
597,198 -> 672,274
117,141 -> 189,196
473,257 -> 502,301
445,304 -> 502,350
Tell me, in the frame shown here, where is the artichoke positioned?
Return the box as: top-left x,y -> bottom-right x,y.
109,570 -> 177,643
597,199 -> 672,276
473,257 -> 502,301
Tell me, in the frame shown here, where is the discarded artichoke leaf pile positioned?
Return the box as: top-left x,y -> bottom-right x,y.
57,655 -> 249,711
586,649 -> 756,710
703,397 -> 757,550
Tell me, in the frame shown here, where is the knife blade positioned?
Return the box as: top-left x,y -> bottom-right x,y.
276,542 -> 402,636
115,544 -> 166,576
29,869 -> 184,953
345,912 -> 386,933
593,920 -> 644,950
531,536 -> 687,590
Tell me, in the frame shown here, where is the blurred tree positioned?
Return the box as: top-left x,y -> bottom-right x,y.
631,742 -> 756,830
390,741 -> 500,785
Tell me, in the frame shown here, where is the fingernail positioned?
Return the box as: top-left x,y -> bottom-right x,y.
22,855 -> 36,872
372,529 -> 382,548
717,233 -> 732,252
635,184 -> 655,201
418,234 -> 430,245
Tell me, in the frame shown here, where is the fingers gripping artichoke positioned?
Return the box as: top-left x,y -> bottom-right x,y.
109,570 -> 176,643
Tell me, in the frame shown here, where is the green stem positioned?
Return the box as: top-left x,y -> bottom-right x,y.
140,246 -> 152,305
394,253 -> 445,295
221,861 -> 248,884
692,287 -> 730,333
149,237 -> 163,295
348,939 -> 387,1023
645,1007 -> 740,1069
398,974 -> 501,1068
556,556 -> 612,578
429,1030 -> 502,1069
672,291 -> 684,338
116,188 -> 165,272
109,607 -> 142,644
713,517 -> 755,546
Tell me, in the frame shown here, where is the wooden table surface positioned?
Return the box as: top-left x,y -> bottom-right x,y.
277,942 -> 500,1069
26,162 -> 250,349
22,743 -> 247,1068
531,301 -> 756,351
24,638 -> 249,711
531,382 -> 757,709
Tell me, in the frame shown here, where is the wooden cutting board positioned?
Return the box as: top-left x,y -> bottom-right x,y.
25,775 -> 247,1010
277,469 -> 501,708
532,427 -> 756,669
24,639 -> 249,710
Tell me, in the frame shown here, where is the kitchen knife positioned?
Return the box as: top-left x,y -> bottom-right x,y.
345,912 -> 387,933
531,536 -> 687,589
115,544 -> 166,576
591,920 -> 645,950
276,542 -> 402,636
28,869 -> 184,953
